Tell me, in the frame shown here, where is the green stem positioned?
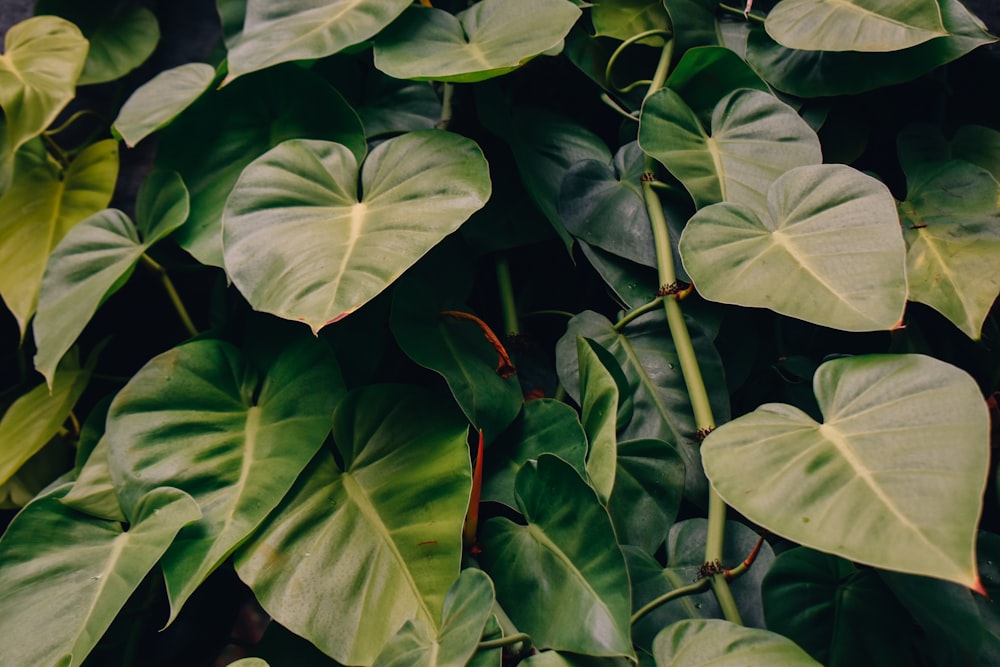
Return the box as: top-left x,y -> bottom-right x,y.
495,255 -> 520,336
604,28 -> 672,93
141,254 -> 198,337
437,82 -> 455,130
615,297 -> 663,330
718,2 -> 766,22
631,578 -> 710,626
600,92 -> 639,122
478,632 -> 532,651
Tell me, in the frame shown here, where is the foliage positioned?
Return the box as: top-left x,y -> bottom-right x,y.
0,0 -> 998,665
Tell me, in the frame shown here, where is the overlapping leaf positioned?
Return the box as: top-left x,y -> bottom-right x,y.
235,385 -> 471,665
105,336 -> 343,621
374,0 -> 581,83
112,63 -> 217,147
578,337 -> 619,504
652,619 -> 822,666
479,455 -> 634,659
680,163 -> 907,331
702,354 -> 989,588
608,438 -> 684,553
898,124 -> 1000,181
223,131 -> 490,332
591,0 -> 671,45
0,485 -> 201,667
34,171 -> 190,387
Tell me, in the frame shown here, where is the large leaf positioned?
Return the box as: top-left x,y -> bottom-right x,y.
0,139 -> 118,335
651,619 -> 822,666
898,123 -> 1000,182
638,88 -> 821,215
112,63 -> 217,147
155,64 -> 365,268
765,0 -> 947,52
373,568 -> 496,667
702,354 -> 989,588
898,160 -> 1000,339
235,385 -> 472,665
680,163 -> 907,331
591,0 -> 671,46
373,0 -> 581,83
664,47 -> 770,124
61,435 -> 124,522
0,485 -> 201,667
479,455 -> 634,659
0,16 -> 87,172
608,438 -> 684,554
0,348 -> 91,485
34,171 -> 190,387
578,337 -> 619,504
106,336 -> 343,621
225,0 -> 411,81
223,131 -> 490,333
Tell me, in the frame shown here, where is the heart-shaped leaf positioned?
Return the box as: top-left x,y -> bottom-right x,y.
608,438 -> 684,553
225,0 -> 411,81
480,455 -> 634,659
235,384 -> 471,665
591,0 -> 671,46
898,123 -> 1000,181
0,485 -> 201,667
652,619 -> 822,666
680,163 -> 907,331
373,568 -> 496,667
62,436 -> 124,522
106,336 -> 343,621
765,0 -> 947,53
898,160 -> 1000,339
664,47 -> 770,124
112,63 -> 217,147
34,171 -> 190,387
578,337 -> 619,504
223,131 -> 490,333
639,88 -> 821,215
373,0 -> 581,83
0,139 -> 119,336
702,354 -> 990,588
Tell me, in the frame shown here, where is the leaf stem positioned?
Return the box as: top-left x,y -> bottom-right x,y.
437,82 -> 455,130
477,632 -> 532,651
630,578 -> 710,626
604,29 -> 672,93
140,254 -> 198,337
614,297 -> 663,330
600,92 -> 639,122
718,2 -> 766,22
495,255 -> 520,336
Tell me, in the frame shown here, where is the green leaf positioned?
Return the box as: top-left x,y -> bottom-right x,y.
225,0 -> 412,81
480,455 -> 634,659
0,485 -> 201,667
662,0 -> 726,53
374,569 -> 496,667
578,337 -> 619,504
481,398 -> 589,509
34,171 -> 190,387
234,385 -> 471,665
680,163 -> 907,332
373,0 -> 581,83
651,619 -> 822,666
35,0 -> 160,85
0,348 -> 91,485
106,336 -> 343,622
0,138 -> 119,336
223,131 -> 491,333
112,63 -> 218,147
61,436 -> 124,522
898,160 -> 1000,339
638,88 -> 821,215
898,124 -> 1000,182
155,63 -> 365,268
663,47 -> 770,124
608,438 -> 684,553
591,0 -> 671,46
765,0 -> 947,52
702,354 -> 989,588
0,16 -> 88,174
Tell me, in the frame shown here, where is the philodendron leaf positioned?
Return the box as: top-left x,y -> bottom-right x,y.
898,160 -> 1000,339
638,88 -> 821,216
374,568 -> 496,667
0,485 -> 201,667
112,63 -> 217,147
479,455 -> 635,660
0,139 -> 119,336
373,0 -> 581,83
702,354 -> 990,589
225,0 -> 411,81
235,385 -> 471,665
62,436 -> 124,522
680,163 -> 907,332
663,46 -> 770,124
578,337 -> 619,504
652,619 -> 822,666
591,0 -> 671,46
34,171 -> 190,387
223,131 -> 490,333
608,439 -> 684,554
106,336 -> 343,622
0,16 -> 88,167
898,124 -> 1000,182
0,348 -> 91,485
765,0 -> 947,53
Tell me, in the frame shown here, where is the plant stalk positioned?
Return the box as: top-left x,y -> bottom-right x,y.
495,255 -> 520,336
140,254 -> 198,337
630,577 -> 710,626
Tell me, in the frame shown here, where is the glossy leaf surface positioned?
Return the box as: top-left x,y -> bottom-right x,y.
480,455 -> 634,659
702,354 -> 989,588
578,337 -> 619,504
374,0 -> 581,83
591,0 -> 670,45
112,63 -> 217,147
652,619 -> 822,666
61,436 -> 124,522
608,439 -> 684,553
235,385 -> 471,665
106,336 -> 343,620
680,164 -> 907,331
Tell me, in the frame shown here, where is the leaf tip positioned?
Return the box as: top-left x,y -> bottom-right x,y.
972,576 -> 988,597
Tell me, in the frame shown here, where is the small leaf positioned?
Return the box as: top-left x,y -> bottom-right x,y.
680,163 -> 907,331
373,0 -> 581,83
578,337 -> 619,504
652,619 -> 822,666
702,354 -> 989,588
113,63 -> 218,147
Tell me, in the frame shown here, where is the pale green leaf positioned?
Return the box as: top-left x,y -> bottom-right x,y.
652,619 -> 822,666
591,0 -> 671,46
578,337 -> 619,504
113,63 -> 217,147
